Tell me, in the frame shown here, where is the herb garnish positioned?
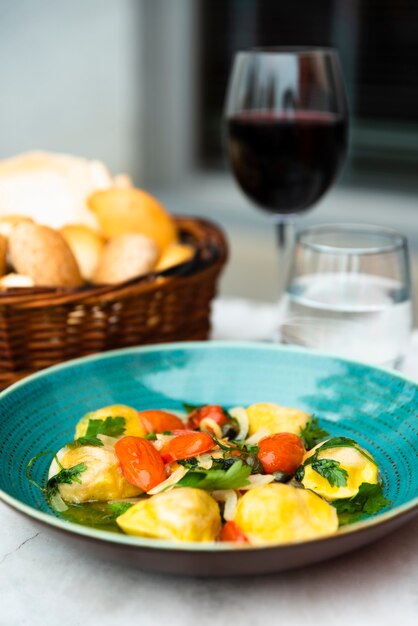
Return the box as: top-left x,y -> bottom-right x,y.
26,450 -> 87,502
310,459 -> 349,487
46,463 -> 87,499
299,417 -> 329,450
230,440 -> 260,455
177,457 -> 199,469
177,459 -> 251,490
295,436 -> 376,487
69,416 -> 126,448
332,483 -> 391,525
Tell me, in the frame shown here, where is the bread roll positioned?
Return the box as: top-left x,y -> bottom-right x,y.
9,222 -> 83,287
60,224 -> 104,281
0,151 -> 114,229
0,273 -> 34,289
93,234 -> 158,284
155,243 -> 194,272
0,215 -> 34,239
87,188 -> 177,252
0,235 -> 7,276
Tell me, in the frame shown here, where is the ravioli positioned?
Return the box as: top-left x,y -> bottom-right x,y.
300,442 -> 379,500
50,444 -> 142,503
234,483 -> 338,545
75,404 -> 146,439
116,487 -> 221,542
246,402 -> 310,436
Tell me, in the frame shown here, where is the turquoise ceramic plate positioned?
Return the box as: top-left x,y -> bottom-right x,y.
0,342 -> 417,576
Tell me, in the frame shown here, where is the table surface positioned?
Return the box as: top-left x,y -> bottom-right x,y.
1,298 -> 417,626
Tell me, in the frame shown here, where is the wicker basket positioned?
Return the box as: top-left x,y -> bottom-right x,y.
0,216 -> 227,389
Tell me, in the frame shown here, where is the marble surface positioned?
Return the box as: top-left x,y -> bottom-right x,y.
1,298 -> 417,626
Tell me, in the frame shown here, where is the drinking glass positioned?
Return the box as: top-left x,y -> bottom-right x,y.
224,47 -> 348,287
280,224 -> 413,368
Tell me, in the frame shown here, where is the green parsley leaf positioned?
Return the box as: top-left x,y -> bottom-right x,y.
299,417 -> 329,450
177,457 -> 199,469
85,416 -> 126,439
68,416 -> 127,448
46,463 -> 87,499
177,459 -> 251,491
67,436 -> 104,449
333,482 -> 392,525
311,459 -> 348,487
230,440 -> 260,455
316,437 -> 377,465
145,432 -> 157,440
294,465 -> 305,482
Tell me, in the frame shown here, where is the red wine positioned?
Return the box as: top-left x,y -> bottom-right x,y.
226,111 -> 348,215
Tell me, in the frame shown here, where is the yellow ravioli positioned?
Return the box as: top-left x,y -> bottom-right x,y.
246,402 -> 310,436
52,445 -> 141,503
75,404 -> 146,439
117,488 -> 221,542
234,483 -> 338,545
301,442 -> 379,500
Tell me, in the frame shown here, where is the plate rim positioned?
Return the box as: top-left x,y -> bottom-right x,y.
1,340 -> 417,552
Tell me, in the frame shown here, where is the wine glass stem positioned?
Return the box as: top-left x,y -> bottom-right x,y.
276,221 -> 295,298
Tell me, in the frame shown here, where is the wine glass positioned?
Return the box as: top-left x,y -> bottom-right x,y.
224,47 -> 349,290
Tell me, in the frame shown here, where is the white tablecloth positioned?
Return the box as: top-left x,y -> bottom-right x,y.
0,298 -> 417,626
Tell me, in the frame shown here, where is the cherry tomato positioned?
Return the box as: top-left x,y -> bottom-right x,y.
257,433 -> 306,475
187,405 -> 229,429
138,410 -> 186,434
115,436 -> 166,491
160,432 -> 215,463
220,521 -> 249,544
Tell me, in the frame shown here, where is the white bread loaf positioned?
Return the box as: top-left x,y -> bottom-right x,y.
0,152 -> 114,230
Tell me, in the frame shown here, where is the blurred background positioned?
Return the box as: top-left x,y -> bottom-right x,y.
1,0 -> 417,310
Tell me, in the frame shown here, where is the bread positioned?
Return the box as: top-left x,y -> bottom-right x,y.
0,215 -> 34,239
93,234 -> 158,284
9,222 -> 83,287
87,188 -> 177,252
60,224 -> 105,281
0,273 -> 34,289
0,235 -> 7,276
155,243 -> 194,272
0,152 -> 114,230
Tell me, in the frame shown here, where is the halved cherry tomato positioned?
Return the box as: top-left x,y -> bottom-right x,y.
187,405 -> 229,429
160,432 -> 215,463
138,410 -> 186,434
220,521 -> 249,544
115,436 -> 166,491
257,433 -> 306,475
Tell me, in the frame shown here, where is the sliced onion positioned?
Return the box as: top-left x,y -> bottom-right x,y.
245,427 -> 270,445
152,433 -> 175,451
48,446 -> 69,479
97,434 -> 119,448
49,491 -> 69,512
239,474 -> 274,490
195,453 -> 213,470
147,465 -> 188,495
229,407 -> 249,441
211,489 -> 238,521
199,417 -> 223,439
